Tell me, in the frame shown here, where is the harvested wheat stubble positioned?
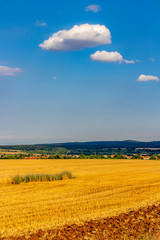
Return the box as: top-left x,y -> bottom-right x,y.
1,203 -> 160,240
0,159 -> 160,238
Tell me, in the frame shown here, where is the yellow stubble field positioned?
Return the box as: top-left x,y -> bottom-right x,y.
0,159 -> 160,238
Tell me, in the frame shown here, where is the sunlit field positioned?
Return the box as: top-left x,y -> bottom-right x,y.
0,149 -> 25,155
0,159 -> 160,238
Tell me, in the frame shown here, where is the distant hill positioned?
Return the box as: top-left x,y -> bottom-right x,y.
45,140 -> 160,149
1,141 -> 160,155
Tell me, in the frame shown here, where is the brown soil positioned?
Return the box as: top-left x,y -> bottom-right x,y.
1,203 -> 160,240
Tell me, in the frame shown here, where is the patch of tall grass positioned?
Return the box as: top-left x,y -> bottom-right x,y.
11,171 -> 73,184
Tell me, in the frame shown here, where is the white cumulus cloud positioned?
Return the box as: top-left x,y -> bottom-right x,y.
85,5 -> 101,13
39,24 -> 111,51
35,20 -> 47,27
0,66 -> 23,76
90,51 -> 135,64
137,74 -> 159,82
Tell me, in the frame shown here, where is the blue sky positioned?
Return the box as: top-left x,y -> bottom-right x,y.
0,0 -> 160,144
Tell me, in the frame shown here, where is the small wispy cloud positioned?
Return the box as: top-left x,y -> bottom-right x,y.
137,74 -> 159,82
123,59 -> 135,64
90,51 -> 135,64
35,20 -> 47,27
85,5 -> 101,13
0,66 -> 23,76
148,58 -> 155,62
135,59 -> 141,63
53,76 -> 57,80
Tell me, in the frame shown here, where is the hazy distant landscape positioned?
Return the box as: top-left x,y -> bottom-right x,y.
1,140 -> 160,155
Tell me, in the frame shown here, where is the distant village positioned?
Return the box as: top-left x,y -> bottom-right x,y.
0,153 -> 159,160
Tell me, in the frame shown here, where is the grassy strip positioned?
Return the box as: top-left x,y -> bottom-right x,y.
11,171 -> 73,184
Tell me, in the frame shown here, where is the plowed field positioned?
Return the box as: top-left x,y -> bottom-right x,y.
1,203 -> 160,239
